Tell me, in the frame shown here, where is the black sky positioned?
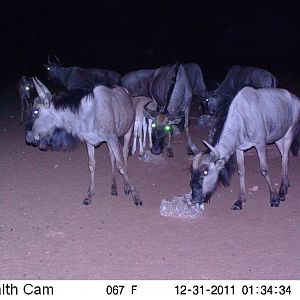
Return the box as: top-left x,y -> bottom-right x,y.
1,0 -> 300,86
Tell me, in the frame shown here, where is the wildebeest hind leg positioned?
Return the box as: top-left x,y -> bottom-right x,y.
256,144 -> 280,207
107,144 -> 118,196
83,143 -> 96,205
275,131 -> 293,202
122,124 -> 133,195
108,139 -> 142,206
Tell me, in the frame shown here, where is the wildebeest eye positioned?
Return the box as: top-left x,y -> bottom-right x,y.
32,108 -> 39,119
164,124 -> 171,132
203,170 -> 208,176
205,98 -> 209,102
151,123 -> 156,128
25,86 -> 30,91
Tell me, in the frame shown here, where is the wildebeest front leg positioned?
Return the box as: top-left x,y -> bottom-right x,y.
108,138 -> 142,206
83,143 -> 96,205
184,107 -> 199,155
232,150 -> 246,210
256,144 -> 280,207
166,131 -> 174,157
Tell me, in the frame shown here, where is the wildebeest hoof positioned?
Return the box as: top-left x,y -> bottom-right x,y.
187,147 -> 193,156
135,199 -> 143,206
134,195 -> 142,206
279,194 -> 285,201
83,198 -> 91,205
111,190 -> 117,196
124,186 -> 130,195
111,184 -> 118,196
270,195 -> 280,207
167,148 -> 174,157
139,153 -> 147,160
231,200 -> 243,210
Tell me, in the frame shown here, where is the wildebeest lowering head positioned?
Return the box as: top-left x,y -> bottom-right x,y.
143,102 -> 181,155
25,77 -> 80,151
190,141 -> 229,205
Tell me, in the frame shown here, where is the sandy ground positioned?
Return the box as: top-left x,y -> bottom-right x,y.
0,90 -> 300,280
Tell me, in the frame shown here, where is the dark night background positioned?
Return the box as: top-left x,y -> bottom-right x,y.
0,0 -> 300,91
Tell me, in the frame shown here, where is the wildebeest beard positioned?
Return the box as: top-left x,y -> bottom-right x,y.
39,128 -> 80,151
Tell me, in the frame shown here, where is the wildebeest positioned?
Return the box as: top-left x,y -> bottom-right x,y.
144,63 -> 199,157
18,75 -> 36,124
182,62 -> 206,105
120,69 -> 155,97
191,87 -> 300,210
45,57 -> 121,92
131,96 -> 155,158
26,77 -> 142,206
121,63 -> 206,104
204,65 -> 278,115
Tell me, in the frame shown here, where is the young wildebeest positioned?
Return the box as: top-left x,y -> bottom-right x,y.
191,87 -> 300,210
131,96 -> 155,158
45,57 -> 121,92
18,75 -> 36,124
26,77 -> 142,206
204,65 -> 278,116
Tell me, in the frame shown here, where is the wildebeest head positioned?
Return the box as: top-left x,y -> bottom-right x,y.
43,54 -> 61,81
25,77 -> 79,151
190,141 -> 227,205
19,75 -> 34,95
202,91 -> 222,116
143,102 -> 181,155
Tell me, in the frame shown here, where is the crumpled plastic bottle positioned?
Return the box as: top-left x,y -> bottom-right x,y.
160,192 -> 204,219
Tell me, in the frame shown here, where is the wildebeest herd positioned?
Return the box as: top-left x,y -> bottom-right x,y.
20,56 -> 300,210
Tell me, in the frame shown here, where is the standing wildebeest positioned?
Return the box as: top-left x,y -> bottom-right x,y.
204,65 -> 278,115
144,63 -> 199,157
182,62 -> 206,105
18,75 -> 36,124
131,96 -> 155,158
45,58 -> 121,92
26,77 -> 142,206
120,69 -> 155,97
121,63 -> 206,102
191,87 -> 300,210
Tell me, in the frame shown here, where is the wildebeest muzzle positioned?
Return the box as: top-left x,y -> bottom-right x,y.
25,131 -> 40,147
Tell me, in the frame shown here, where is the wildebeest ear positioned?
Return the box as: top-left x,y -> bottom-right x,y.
168,117 -> 181,125
215,158 -> 225,168
143,101 -> 158,120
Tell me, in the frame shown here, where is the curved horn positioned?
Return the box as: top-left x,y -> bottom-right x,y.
32,77 -> 51,106
203,140 -> 220,160
54,54 -> 60,63
48,54 -> 51,65
143,101 -> 158,118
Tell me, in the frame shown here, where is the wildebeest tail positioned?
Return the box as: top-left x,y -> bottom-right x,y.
291,119 -> 300,156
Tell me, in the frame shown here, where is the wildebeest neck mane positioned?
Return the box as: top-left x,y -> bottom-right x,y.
52,89 -> 91,113
52,82 -> 112,113
210,93 -> 236,185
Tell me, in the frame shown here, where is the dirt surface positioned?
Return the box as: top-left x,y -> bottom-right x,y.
0,91 -> 300,280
